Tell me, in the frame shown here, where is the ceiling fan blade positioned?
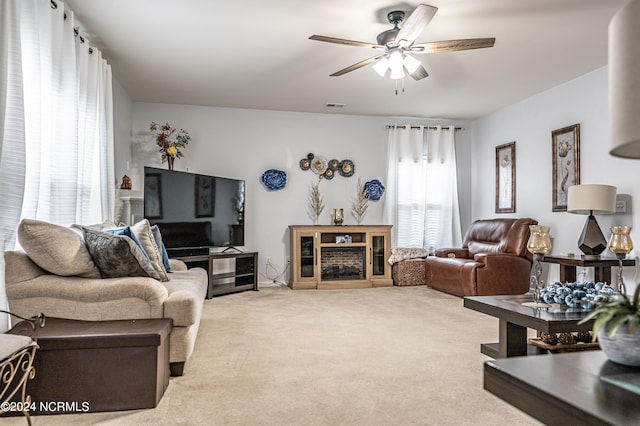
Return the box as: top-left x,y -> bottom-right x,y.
330,55 -> 385,77
309,35 -> 383,50
410,38 -> 496,54
409,64 -> 429,81
394,4 -> 438,47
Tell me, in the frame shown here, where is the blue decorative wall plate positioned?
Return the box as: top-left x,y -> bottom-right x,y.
261,169 -> 287,191
364,179 -> 385,200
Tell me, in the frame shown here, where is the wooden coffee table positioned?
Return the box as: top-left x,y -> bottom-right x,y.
463,294 -> 594,358
484,351 -> 640,425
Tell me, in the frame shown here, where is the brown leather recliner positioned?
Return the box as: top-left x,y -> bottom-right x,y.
425,218 -> 537,297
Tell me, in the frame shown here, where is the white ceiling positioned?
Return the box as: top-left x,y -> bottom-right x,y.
65,0 -> 628,120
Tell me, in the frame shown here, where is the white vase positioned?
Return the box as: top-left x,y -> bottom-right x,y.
598,323 -> 640,367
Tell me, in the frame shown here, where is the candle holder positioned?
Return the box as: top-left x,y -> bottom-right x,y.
608,225 -> 633,295
333,208 -> 344,226
526,225 -> 552,305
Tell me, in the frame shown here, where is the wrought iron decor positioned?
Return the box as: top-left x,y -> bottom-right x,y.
1,310 -> 45,426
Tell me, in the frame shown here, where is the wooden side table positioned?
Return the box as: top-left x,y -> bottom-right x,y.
541,254 -> 635,284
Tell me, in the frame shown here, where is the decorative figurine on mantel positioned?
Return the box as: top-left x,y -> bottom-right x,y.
120,174 -> 132,190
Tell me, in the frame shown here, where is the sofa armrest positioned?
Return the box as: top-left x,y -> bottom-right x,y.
474,252 -> 523,264
473,252 -> 532,295
169,259 -> 188,271
164,291 -> 199,327
4,251 -> 47,284
436,248 -> 469,258
163,268 -> 207,327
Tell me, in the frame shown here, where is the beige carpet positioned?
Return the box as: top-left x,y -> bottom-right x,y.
3,286 -> 541,425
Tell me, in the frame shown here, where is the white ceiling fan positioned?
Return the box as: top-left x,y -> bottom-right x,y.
309,3 -> 496,81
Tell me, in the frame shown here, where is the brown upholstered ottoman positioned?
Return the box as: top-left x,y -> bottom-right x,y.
8,317 -> 172,415
392,258 -> 427,286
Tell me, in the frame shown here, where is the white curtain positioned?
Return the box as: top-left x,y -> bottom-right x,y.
383,125 -> 462,250
0,0 -> 114,330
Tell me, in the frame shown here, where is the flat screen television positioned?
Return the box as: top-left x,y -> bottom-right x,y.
143,167 -> 245,253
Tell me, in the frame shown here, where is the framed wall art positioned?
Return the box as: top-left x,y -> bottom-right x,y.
144,173 -> 163,219
195,175 -> 215,217
495,142 -> 516,213
552,123 -> 580,212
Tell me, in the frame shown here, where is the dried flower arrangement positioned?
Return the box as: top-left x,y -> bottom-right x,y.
308,181 -> 324,224
351,177 -> 369,224
150,122 -> 191,169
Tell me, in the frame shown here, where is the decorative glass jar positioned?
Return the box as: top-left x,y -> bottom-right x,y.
527,225 -> 552,255
333,208 -> 344,226
608,226 -> 633,257
608,225 -> 633,294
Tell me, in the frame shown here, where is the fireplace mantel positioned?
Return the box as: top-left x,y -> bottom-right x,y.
289,225 -> 392,290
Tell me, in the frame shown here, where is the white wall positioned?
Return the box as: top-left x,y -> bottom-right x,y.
472,66 -> 639,288
112,77 -> 133,188
118,104 -> 471,284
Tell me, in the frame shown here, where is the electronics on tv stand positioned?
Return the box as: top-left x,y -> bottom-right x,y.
221,246 -> 244,253
166,246 -> 212,258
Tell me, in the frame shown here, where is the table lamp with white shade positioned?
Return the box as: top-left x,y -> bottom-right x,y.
566,184 -> 617,259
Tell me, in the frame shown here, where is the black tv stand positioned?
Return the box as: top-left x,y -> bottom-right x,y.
169,248 -> 258,298
208,251 -> 258,298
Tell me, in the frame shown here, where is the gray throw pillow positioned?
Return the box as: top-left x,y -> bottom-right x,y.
83,229 -> 161,280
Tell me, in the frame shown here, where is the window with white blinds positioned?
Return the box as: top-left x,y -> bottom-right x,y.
383,125 -> 462,250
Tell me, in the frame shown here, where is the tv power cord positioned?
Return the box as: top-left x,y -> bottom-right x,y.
260,257 -> 290,286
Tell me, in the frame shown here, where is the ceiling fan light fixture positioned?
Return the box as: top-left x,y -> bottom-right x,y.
388,50 -> 405,79
373,56 -> 390,77
403,54 -> 421,74
390,66 -> 405,80
388,50 -> 403,68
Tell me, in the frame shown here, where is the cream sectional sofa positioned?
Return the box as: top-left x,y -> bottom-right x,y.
4,219 -> 208,376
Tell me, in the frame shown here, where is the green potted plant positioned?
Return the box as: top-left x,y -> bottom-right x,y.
579,284 -> 640,366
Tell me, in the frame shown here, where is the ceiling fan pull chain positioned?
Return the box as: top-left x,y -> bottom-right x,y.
394,78 -> 406,95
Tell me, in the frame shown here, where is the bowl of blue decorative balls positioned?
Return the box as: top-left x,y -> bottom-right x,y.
537,281 -> 619,310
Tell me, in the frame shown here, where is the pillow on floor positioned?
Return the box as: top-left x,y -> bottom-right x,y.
83,229 -> 161,280
131,219 -> 169,281
17,219 -> 101,278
